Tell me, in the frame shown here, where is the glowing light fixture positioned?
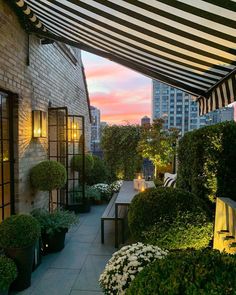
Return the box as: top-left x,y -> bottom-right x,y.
32,110 -> 47,138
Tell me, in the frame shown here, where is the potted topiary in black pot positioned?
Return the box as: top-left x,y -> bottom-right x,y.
31,209 -> 77,253
0,255 -> 17,295
0,215 -> 40,291
30,160 -> 67,212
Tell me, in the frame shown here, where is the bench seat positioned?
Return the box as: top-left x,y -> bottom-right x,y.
101,193 -> 127,244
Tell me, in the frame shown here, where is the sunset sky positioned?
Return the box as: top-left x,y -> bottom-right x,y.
82,51 -> 152,125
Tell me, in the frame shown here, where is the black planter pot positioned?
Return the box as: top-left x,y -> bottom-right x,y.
5,244 -> 35,291
0,289 -> 8,295
42,228 -> 67,253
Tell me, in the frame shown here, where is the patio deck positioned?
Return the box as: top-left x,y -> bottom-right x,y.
14,205 -> 116,295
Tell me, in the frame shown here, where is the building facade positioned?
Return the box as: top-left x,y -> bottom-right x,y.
152,80 -> 206,135
141,116 -> 151,126
90,106 -> 101,152
0,0 -> 91,220
205,107 -> 234,125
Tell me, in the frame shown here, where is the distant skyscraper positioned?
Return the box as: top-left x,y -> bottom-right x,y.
205,107 -> 234,125
141,116 -> 151,126
152,80 -> 206,135
90,106 -> 101,151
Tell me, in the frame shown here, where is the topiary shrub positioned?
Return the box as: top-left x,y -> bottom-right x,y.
30,160 -> 67,191
0,215 -> 41,248
99,243 -> 167,295
71,154 -> 94,177
127,249 -> 236,295
128,187 -> 211,241
143,211 -> 213,250
0,255 -> 17,292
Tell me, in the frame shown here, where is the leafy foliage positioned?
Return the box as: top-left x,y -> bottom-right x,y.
71,154 -> 94,179
0,215 -> 41,248
0,255 -> 17,291
30,160 -> 67,191
127,249 -> 236,295
128,187 -> 211,241
99,243 -> 167,295
86,156 -> 109,185
69,185 -> 102,202
143,212 -> 213,250
92,183 -> 112,200
177,121 -> 236,203
31,208 -> 77,236
137,119 -> 178,177
101,125 -> 142,180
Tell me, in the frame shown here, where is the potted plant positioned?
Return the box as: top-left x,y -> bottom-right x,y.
87,186 -> 102,205
31,209 -> 77,253
0,255 -> 17,295
0,215 -> 41,291
30,160 -> 67,212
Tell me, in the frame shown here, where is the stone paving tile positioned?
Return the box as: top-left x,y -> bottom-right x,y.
72,255 -> 110,292
50,241 -> 91,270
70,291 -> 103,295
30,268 -> 79,295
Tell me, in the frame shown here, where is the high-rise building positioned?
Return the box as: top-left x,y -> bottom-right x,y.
152,80 -> 206,135
90,106 -> 101,151
205,107 -> 234,125
141,116 -> 151,126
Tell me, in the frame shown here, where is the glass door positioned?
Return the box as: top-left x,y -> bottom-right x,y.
0,91 -> 14,221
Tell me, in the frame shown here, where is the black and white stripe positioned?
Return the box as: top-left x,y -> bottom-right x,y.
163,177 -> 176,188
13,0 -> 236,112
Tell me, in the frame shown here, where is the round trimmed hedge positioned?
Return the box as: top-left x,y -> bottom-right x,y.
127,249 -> 236,295
0,255 -> 17,291
0,214 -> 41,248
30,160 -> 67,191
128,187 -> 210,240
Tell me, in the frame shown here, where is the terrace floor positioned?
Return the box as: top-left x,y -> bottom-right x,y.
14,205 -> 116,295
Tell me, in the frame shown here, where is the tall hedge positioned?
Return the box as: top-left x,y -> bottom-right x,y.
177,121 -> 236,203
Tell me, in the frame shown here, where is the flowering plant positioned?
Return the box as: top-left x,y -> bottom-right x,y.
109,180 -> 123,193
92,183 -> 112,200
99,242 -> 167,295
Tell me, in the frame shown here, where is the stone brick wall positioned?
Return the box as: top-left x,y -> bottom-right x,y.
0,0 -> 91,213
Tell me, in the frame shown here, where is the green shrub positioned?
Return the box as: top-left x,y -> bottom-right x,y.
0,255 -> 17,291
31,208 -> 77,236
86,186 -> 101,200
30,160 -> 67,191
177,121 -> 236,203
86,156 -> 108,185
0,215 -> 41,248
128,187 -> 211,241
127,249 -> 236,295
143,212 -> 213,250
71,154 -> 94,178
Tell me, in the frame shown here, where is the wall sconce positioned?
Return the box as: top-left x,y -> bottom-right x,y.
32,110 -> 47,138
68,119 -> 80,141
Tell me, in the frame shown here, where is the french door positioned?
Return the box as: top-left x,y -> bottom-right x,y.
0,91 -> 14,221
48,108 -> 85,209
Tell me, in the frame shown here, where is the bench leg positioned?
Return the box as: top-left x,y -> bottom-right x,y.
101,219 -> 104,244
121,219 -> 125,244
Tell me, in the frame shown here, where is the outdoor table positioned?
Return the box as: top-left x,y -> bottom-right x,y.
114,180 -> 155,248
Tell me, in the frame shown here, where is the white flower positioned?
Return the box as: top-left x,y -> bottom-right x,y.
99,242 -> 167,294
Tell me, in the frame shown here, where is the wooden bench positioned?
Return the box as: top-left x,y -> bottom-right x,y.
101,193 -> 127,244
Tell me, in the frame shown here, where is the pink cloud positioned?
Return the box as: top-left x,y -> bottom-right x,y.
82,51 -> 152,125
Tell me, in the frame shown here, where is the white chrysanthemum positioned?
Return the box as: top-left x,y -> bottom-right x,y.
99,242 -> 167,295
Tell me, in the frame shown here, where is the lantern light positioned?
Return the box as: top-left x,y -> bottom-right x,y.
32,110 -> 47,138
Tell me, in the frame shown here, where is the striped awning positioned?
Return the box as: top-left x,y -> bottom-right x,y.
11,0 -> 236,115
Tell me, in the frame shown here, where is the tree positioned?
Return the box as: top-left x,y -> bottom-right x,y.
137,119 -> 178,178
101,125 -> 142,180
